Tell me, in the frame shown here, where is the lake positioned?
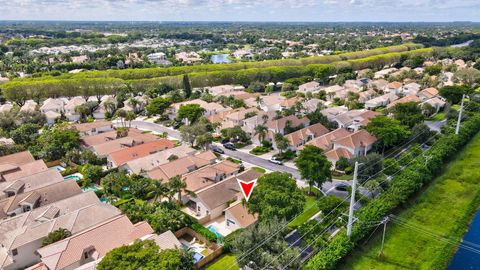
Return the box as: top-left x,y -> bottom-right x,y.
211,54 -> 232,64
448,209 -> 480,270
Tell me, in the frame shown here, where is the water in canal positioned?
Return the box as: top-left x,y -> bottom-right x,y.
448,210 -> 480,270
211,54 -> 232,64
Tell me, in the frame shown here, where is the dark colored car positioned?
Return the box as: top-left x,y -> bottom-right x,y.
223,143 -> 236,151
221,138 -> 230,144
211,145 -> 224,154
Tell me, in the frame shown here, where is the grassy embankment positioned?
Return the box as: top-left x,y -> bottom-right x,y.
339,132 -> 480,270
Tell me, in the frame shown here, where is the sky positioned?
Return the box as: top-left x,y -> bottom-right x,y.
0,0 -> 479,22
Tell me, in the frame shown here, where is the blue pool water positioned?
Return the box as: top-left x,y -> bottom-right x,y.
207,225 -> 223,238
82,186 -> 100,193
448,210 -> 480,270
64,174 -> 81,181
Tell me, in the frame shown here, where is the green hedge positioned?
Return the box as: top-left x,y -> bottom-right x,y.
0,47 -> 432,104
190,222 -> 218,243
14,43 -> 422,82
304,113 -> 480,270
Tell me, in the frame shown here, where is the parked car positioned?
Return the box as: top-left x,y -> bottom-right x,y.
223,143 -> 236,151
221,138 -> 230,144
269,157 -> 283,165
211,145 -> 224,154
334,183 -> 349,192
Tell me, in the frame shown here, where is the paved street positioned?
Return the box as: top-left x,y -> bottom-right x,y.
113,119 -> 182,139
115,119 -> 362,194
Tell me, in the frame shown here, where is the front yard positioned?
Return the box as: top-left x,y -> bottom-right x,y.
339,132 -> 480,270
289,190 -> 321,229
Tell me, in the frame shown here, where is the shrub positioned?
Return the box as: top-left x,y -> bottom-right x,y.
190,223 -> 218,242
305,113 -> 480,270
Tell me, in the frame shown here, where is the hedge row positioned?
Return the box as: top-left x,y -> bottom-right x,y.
16,43 -> 423,82
304,113 -> 480,270
0,48 -> 432,104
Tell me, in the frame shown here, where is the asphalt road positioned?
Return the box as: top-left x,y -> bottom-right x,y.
113,120 -> 182,139
116,120 -> 359,194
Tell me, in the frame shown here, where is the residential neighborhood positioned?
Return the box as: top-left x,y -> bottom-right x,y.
0,16 -> 480,270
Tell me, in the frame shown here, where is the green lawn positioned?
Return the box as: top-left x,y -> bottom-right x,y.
429,112 -> 445,121
339,133 -> 480,270
205,254 -> 239,270
289,194 -> 320,229
334,174 -> 354,181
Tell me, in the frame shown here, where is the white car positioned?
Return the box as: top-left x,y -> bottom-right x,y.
269,158 -> 283,165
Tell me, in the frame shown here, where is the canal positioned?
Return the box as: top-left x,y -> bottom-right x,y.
448,209 -> 480,270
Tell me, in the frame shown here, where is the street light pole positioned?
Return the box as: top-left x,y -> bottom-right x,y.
347,161 -> 359,237
455,94 -> 465,135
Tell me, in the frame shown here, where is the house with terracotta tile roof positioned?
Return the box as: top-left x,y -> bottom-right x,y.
333,110 -> 380,132
0,204 -> 121,270
147,151 -> 217,182
280,97 -> 302,110
184,169 -> 262,226
0,180 -> 82,219
325,148 -> 353,168
418,87 -> 439,101
384,82 -> 403,94
0,160 -> 48,183
35,215 -> 154,270
422,97 -> 446,113
0,170 -> 64,199
80,128 -> 144,148
40,99 -> 64,114
224,201 -> 258,232
120,145 -> 196,175
333,129 -> 377,157
283,123 -> 329,151
64,97 -> 86,122
358,89 -> 377,103
181,160 -> 240,197
320,106 -> 349,121
265,115 -> 309,135
72,120 -> 113,137
0,151 -> 35,166
241,111 -> 277,135
386,95 -> 421,109
402,82 -> 421,96
259,95 -> 286,112
365,93 -> 399,109
298,81 -> 321,93
91,133 -> 160,157
107,139 -> 175,168
301,128 -> 350,151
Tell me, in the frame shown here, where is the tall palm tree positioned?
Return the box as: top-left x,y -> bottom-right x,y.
255,124 -> 268,142
148,181 -> 169,203
168,175 -> 187,204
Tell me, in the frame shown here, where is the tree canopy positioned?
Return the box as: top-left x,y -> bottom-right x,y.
366,115 -> 410,152
295,145 -> 332,193
97,240 -> 194,270
248,172 -> 305,220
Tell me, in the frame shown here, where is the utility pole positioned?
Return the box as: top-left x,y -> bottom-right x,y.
347,161 -> 359,237
455,94 -> 465,135
379,216 -> 389,257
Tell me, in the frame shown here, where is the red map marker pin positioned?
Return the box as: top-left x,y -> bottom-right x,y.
238,179 -> 257,202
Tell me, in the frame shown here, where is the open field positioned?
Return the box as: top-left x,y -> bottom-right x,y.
204,254 -> 239,270
338,132 -> 480,270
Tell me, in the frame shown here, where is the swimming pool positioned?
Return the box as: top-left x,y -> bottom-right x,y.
82,185 -> 102,193
63,173 -> 83,181
207,224 -> 223,238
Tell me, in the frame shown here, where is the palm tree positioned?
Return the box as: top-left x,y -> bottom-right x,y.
148,181 -> 168,203
168,175 -> 187,204
115,109 -> 127,128
103,100 -> 116,115
261,114 -> 269,124
255,125 -> 268,142
128,98 -> 139,113
125,111 -> 136,128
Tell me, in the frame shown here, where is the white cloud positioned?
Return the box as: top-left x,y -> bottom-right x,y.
0,0 -> 478,21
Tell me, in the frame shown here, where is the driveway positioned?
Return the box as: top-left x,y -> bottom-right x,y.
113,119 -> 181,140
425,120 -> 446,133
